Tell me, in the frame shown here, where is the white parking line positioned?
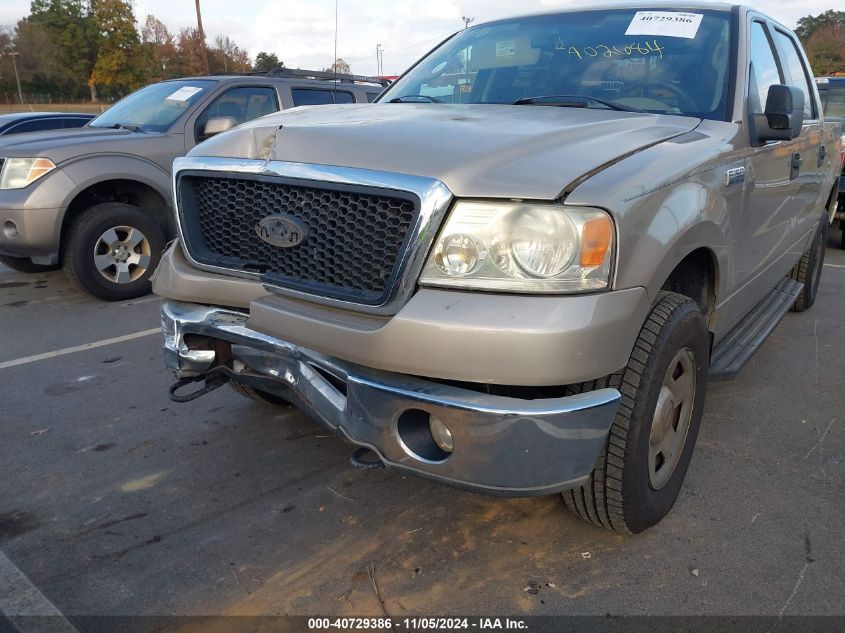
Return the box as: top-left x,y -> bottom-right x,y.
0,550 -> 79,633
0,329 -> 160,371
824,263 -> 845,269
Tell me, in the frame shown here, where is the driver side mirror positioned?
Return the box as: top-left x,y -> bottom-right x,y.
202,116 -> 236,139
752,84 -> 804,144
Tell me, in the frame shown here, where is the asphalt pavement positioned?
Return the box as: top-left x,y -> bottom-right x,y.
0,232 -> 843,620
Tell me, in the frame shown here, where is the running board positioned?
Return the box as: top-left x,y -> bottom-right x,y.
709,278 -> 803,381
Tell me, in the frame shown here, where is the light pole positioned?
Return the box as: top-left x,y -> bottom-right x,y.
7,51 -> 24,106
194,0 -> 210,75
376,44 -> 382,76
462,16 -> 475,29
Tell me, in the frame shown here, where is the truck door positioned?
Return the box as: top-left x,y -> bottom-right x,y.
735,19 -> 801,313
770,28 -> 824,243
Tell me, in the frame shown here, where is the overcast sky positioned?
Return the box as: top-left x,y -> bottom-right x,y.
0,0 -> 835,76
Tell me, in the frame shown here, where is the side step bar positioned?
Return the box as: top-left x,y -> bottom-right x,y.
710,278 -> 803,381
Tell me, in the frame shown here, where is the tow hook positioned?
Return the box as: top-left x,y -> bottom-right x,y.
169,366 -> 231,403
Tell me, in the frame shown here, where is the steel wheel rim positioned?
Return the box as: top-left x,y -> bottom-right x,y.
648,347 -> 696,490
93,225 -> 151,284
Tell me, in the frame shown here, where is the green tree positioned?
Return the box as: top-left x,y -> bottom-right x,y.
253,51 -> 281,72
18,0 -> 95,101
795,10 -> 845,42
88,0 -> 146,101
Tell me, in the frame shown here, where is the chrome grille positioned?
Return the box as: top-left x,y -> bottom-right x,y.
177,173 -> 420,305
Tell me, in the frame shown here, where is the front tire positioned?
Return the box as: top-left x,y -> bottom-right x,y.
563,292 -> 709,533
63,202 -> 165,301
0,255 -> 59,273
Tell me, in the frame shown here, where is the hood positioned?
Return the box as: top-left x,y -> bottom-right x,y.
192,104 -> 701,199
0,126 -> 165,163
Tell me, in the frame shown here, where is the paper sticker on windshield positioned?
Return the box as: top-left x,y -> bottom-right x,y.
625,11 -> 703,39
496,40 -> 516,57
165,86 -> 204,102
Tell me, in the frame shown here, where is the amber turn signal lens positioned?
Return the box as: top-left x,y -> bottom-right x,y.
580,216 -> 613,268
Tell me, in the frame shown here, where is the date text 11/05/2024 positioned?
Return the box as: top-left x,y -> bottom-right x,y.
307,617 -> 528,630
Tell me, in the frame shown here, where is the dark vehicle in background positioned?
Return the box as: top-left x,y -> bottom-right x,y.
816,77 -> 845,247
0,112 -> 93,136
0,69 -> 385,297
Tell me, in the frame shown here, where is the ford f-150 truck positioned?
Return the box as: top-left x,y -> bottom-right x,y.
154,3 -> 841,532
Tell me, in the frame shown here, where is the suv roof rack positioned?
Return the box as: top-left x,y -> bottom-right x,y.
257,66 -> 391,87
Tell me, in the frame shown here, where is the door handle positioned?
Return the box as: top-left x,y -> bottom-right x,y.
790,153 -> 802,180
818,144 -> 827,168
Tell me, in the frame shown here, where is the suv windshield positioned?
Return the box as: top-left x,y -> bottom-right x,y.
381,9 -> 733,120
90,79 -> 216,132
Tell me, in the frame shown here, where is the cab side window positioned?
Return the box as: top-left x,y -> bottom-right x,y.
291,89 -> 356,106
195,86 -> 279,141
773,31 -> 815,119
748,21 -> 782,112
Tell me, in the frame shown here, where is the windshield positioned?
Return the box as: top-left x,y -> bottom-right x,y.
818,84 -> 845,120
90,80 -> 216,132
381,9 -> 733,120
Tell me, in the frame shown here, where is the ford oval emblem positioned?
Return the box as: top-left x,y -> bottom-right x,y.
256,214 -> 307,248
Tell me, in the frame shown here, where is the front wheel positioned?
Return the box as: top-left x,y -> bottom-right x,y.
63,202 -> 165,301
563,292 -> 709,533
0,254 -> 59,273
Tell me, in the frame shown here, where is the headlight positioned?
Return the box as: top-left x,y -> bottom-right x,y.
0,158 -> 56,189
420,201 -> 613,293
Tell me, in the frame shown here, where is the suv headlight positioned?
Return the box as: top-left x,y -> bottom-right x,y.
419,201 -> 614,293
0,158 -> 56,189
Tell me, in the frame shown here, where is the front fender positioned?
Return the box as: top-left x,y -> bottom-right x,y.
57,153 -> 172,211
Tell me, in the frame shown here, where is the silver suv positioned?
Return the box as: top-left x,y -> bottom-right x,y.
0,69 -> 384,299
155,4 -> 841,532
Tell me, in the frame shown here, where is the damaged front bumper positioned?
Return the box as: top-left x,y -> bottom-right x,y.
161,300 -> 621,497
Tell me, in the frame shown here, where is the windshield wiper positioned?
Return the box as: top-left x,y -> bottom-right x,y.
109,123 -> 144,132
388,95 -> 442,103
513,95 -> 641,112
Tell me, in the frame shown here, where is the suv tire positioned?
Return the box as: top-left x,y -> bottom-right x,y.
63,202 -> 165,301
563,292 -> 709,533
0,255 -> 59,273
229,382 -> 293,406
789,216 -> 827,313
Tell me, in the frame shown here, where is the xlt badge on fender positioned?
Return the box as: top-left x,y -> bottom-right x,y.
256,214 -> 307,248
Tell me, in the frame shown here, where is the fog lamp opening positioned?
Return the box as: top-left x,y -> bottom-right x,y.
396,409 -> 453,463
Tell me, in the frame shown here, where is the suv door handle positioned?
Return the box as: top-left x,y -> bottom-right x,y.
790,153 -> 802,180
818,144 -> 826,168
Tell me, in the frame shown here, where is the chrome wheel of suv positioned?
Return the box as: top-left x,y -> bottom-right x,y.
93,226 -> 152,284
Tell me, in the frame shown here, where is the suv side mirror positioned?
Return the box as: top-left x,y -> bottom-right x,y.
202,116 -> 236,138
752,85 -> 805,144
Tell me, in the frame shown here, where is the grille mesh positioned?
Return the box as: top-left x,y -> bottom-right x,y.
179,175 -> 418,303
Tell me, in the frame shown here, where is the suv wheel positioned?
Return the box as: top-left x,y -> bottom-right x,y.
789,216 -> 827,313
0,255 -> 59,273
63,202 -> 165,301
563,292 -> 709,533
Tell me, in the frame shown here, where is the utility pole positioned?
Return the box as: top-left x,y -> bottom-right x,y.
462,16 -> 475,29
194,0 -> 210,75
7,51 -> 24,106
376,44 -> 382,76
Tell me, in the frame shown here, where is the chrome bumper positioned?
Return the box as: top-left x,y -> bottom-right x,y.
161,300 -> 621,496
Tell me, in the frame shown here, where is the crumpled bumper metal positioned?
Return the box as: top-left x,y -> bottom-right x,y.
160,300 -> 621,496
